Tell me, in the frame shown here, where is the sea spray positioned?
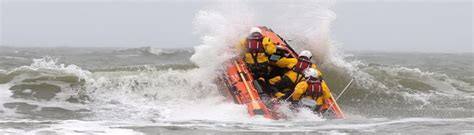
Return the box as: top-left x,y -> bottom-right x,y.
191,1 -> 255,79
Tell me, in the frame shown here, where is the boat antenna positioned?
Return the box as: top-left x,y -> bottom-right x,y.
285,91 -> 296,101
324,77 -> 355,115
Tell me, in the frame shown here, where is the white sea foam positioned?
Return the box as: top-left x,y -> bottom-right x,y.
87,68 -> 276,123
29,57 -> 92,80
0,84 -> 16,118
25,120 -> 143,135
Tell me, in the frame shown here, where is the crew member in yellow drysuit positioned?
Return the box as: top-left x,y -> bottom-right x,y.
269,50 -> 320,98
291,68 -> 331,113
238,27 -> 276,83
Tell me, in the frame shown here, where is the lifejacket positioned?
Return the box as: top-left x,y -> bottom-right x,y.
292,57 -> 312,74
305,79 -> 323,99
246,36 -> 265,53
246,35 -> 265,65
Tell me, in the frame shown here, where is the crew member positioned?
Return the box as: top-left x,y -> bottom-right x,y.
291,68 -> 331,113
269,50 -> 320,99
239,27 -> 276,83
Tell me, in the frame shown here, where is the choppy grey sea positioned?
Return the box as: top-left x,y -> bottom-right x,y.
0,47 -> 473,134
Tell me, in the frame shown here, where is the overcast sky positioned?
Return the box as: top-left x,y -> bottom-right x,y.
1,0 -> 472,53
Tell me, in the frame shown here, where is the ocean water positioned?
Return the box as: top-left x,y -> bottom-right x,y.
0,46 -> 472,134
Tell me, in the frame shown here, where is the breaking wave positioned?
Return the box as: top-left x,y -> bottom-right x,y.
0,57 -> 257,122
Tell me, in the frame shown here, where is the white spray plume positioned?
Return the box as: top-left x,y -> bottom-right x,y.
190,1 -> 256,80
271,0 -> 338,64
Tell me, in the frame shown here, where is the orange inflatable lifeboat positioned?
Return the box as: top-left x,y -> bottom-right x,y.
219,26 -> 344,119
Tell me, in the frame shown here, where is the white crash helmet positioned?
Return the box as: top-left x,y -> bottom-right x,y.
249,27 -> 262,35
304,68 -> 319,79
299,50 -> 312,59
